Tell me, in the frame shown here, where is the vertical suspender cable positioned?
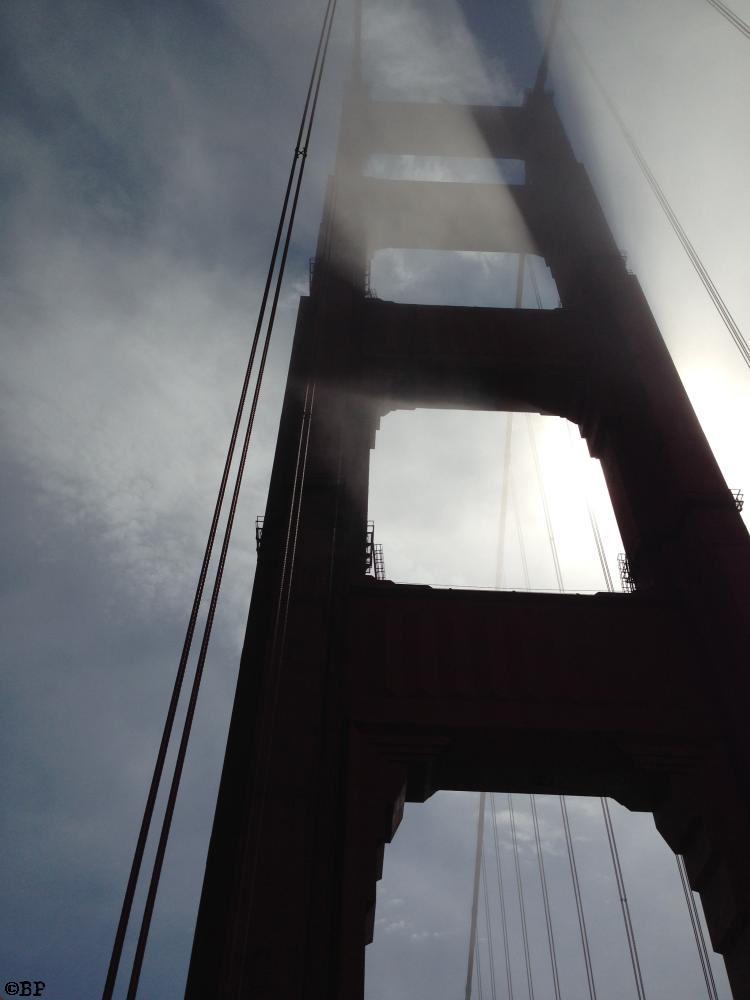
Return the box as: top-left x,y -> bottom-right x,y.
119,1 -> 340,995
566,391 -> 649,998
676,855 -> 721,1000
530,795 -> 562,1000
481,852 -> 499,1000
353,0 -> 363,77
516,252 -> 526,308
601,799 -> 648,1000
527,414 -> 564,591
526,338 -> 602,1000
495,277 -> 559,995
476,937 -> 486,1000
510,477 -> 531,589
565,424 -> 613,591
496,415 -> 514,587
560,796 -> 598,1000
509,793 -> 536,1000
589,512 -> 614,592
490,793 -> 515,1000
466,793 -> 488,1000
528,259 -> 543,310
498,253 -> 534,594
528,252 -> 561,312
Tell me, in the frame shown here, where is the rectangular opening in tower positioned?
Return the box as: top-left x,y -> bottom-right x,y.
365,154 -> 525,185
367,409 -> 623,592
369,250 -> 558,308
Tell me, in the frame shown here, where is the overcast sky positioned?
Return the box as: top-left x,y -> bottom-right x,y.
1,0 -> 748,997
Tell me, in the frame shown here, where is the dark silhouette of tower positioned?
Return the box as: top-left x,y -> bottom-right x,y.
186,54 -> 750,1000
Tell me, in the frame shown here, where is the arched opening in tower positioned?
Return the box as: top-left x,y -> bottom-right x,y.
364,791 -> 731,1000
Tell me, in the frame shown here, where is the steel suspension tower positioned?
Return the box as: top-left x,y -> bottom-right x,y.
186,9 -> 750,997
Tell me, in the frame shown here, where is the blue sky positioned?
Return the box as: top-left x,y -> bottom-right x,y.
1,0 -> 748,997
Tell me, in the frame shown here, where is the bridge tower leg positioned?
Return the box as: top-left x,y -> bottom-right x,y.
187,78 -> 750,1000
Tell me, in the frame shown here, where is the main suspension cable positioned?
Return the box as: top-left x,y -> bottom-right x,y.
232,54 -> 348,969
562,19 -> 750,370
129,0 -> 340,980
101,10 -> 337,996
704,0 -> 750,41
676,855 -> 721,1000
114,1 -> 340,995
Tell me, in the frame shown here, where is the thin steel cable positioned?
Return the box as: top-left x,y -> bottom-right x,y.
230,378 -> 317,979
566,399 -> 648,999
677,855 -> 721,1000
511,332 -> 631,1000
498,256 -> 538,594
122,1 -> 339,993
559,796 -> 597,1000
201,0 -> 341,980
527,414 -> 564,591
490,793 -> 515,1000
528,254 -> 562,311
231,109 -> 344,977
528,259 -> 544,309
565,423 -> 614,592
258,19 -> 344,714
508,793 -> 535,1000
496,415 -> 514,587
704,0 -> 750,40
515,252 -> 526,309
101,3 -> 338,995
482,852 -> 499,1000
510,477 -> 531,590
476,934 -> 485,1000
589,513 -> 614,592
353,0 -> 363,77
530,795 -> 562,1000
231,187 -> 339,983
466,793 -> 488,1000
601,799 -> 647,1000
564,21 -> 750,370
574,446 -> 646,993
